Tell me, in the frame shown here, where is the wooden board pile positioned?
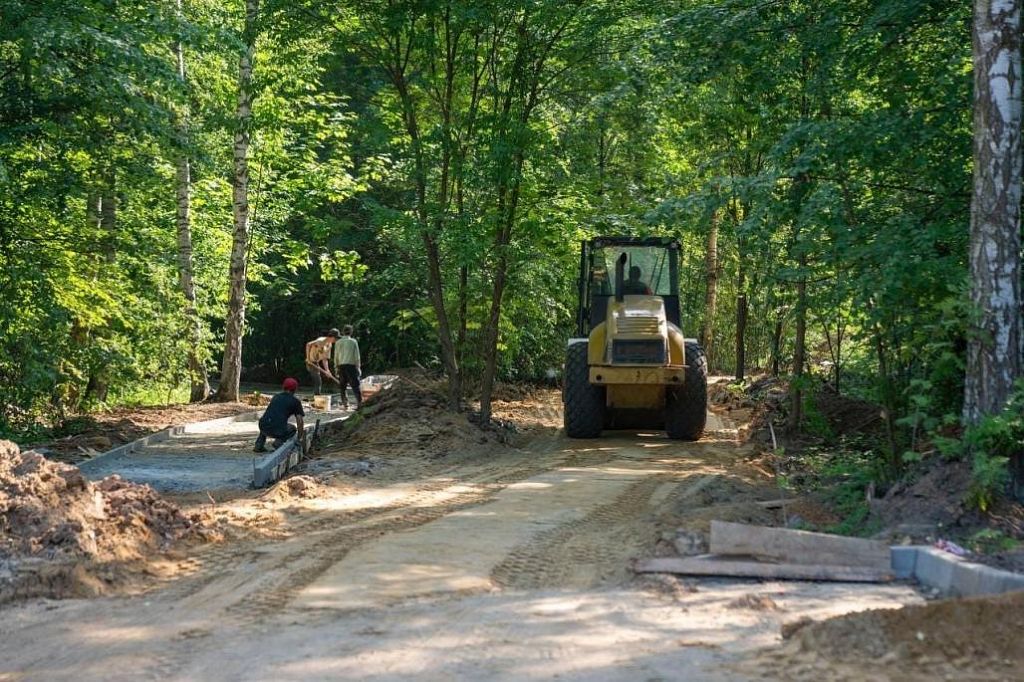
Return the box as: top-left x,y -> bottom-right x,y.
636,520 -> 893,583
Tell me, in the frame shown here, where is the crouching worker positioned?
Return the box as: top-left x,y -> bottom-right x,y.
254,377 -> 305,453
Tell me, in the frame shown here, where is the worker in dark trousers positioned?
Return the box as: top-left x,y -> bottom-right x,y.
254,378 -> 305,453
305,328 -> 340,395
332,324 -> 362,410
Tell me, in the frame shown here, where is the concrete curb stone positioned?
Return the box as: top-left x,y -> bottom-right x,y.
892,545 -> 1024,597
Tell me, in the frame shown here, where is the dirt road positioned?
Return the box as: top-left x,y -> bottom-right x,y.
0,393 -> 921,681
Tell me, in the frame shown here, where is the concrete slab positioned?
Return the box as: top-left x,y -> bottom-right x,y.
80,410 -> 341,492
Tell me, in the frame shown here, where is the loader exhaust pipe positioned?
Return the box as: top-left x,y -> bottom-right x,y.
614,252 -> 628,302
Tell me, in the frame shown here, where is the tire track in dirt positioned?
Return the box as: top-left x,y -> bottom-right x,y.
490,474 -> 671,589
136,406 -> 738,680
489,423 -> 743,592
133,461 -> 565,681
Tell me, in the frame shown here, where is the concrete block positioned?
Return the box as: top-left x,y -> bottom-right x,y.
253,438 -> 297,488
912,547 -> 958,593
890,546 -> 918,580
902,545 -> 1024,597
252,416 -> 346,488
949,559 -> 1024,597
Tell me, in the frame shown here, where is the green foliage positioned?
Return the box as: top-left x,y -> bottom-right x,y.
958,383 -> 1024,510
967,529 -> 1019,555
801,383 -> 835,441
0,0 -> 998,463
787,443 -> 884,537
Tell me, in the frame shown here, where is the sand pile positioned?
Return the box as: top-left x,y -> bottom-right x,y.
260,474 -> 333,502
744,591 -> 1024,680
0,440 -> 216,602
327,374 -> 515,459
791,591 -> 1024,662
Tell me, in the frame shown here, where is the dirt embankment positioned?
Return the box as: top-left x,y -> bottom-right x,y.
0,440 -> 220,603
712,376 -> 1024,572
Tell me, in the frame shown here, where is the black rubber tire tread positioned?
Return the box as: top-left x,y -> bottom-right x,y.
665,341 -> 708,440
563,342 -> 606,438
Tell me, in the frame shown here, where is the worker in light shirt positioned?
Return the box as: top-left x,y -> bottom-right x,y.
332,324 -> 362,410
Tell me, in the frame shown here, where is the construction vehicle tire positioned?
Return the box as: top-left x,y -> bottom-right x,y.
665,341 -> 707,440
563,341 -> 605,438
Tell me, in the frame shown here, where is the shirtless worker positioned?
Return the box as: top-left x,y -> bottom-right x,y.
253,377 -> 305,453
305,328 -> 340,395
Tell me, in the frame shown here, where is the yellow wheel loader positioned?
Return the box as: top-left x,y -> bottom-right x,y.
563,236 -> 707,439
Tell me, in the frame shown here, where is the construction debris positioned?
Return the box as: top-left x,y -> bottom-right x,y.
709,520 -> 891,569
634,556 -> 894,583
636,521 -> 895,583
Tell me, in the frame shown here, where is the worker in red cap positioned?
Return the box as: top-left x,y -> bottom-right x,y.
254,377 -> 305,453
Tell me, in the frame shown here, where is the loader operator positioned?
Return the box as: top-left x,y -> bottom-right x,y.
623,265 -> 652,295
305,328 -> 340,395
254,377 -> 305,453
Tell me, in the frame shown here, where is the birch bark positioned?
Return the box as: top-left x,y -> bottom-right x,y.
215,0 -> 258,402
174,0 -> 210,402
964,0 -> 1023,424
701,210 -> 720,365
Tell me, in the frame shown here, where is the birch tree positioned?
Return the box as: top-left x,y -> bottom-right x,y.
700,209 -> 719,364
174,0 -> 210,402
964,0 -> 1023,424
215,0 -> 259,402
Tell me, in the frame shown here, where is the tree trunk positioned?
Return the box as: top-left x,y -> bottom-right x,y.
770,316 -> 783,376
393,70 -> 462,408
701,209 -> 719,367
457,263 -> 468,364
85,174 -> 117,403
875,327 -> 901,471
964,0 -> 1023,428
100,176 -> 117,264
735,291 -> 747,381
214,0 -> 258,403
788,262 -> 807,436
86,193 -> 102,233
478,157 -> 523,424
735,223 -> 747,381
174,0 -> 210,403
477,28 -> 542,424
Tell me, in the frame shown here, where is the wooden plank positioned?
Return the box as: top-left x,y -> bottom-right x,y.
754,499 -> 799,509
710,520 -> 890,569
634,556 -> 894,583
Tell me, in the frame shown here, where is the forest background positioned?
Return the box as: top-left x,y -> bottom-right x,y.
1,1 -> 1021,499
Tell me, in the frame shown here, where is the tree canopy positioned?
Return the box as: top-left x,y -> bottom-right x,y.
1,0 -> 1020,491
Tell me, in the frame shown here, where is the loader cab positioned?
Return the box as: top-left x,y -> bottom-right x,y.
576,236 -> 682,336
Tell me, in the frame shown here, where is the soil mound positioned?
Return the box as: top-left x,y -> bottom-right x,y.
324,374 -> 515,459
0,440 -> 216,602
260,474 -> 333,502
874,458 -> 973,533
793,591 -> 1024,661
782,591 -> 1022,679
742,591 -> 1024,680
